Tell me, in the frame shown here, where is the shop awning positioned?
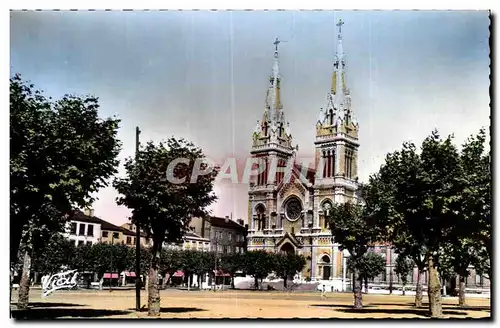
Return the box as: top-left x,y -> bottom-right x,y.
173,270 -> 184,277
123,271 -> 136,277
213,270 -> 231,277
103,273 -> 119,279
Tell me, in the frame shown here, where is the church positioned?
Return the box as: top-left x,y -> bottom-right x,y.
247,19 -> 360,281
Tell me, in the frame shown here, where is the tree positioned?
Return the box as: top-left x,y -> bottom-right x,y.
10,74 -> 121,308
159,248 -> 183,287
114,138 -> 217,316
449,129 -> 491,306
394,254 -> 414,296
325,201 -> 380,308
363,130 -> 463,318
273,253 -> 306,289
348,252 -> 385,294
31,234 -> 76,276
243,251 -> 275,290
219,253 -> 245,289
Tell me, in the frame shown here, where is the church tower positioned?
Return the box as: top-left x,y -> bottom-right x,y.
313,19 -> 360,232
248,38 -> 295,236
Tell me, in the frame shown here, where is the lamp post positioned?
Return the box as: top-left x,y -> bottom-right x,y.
308,222 -> 313,280
214,240 -> 218,291
342,250 -> 347,292
134,126 -> 141,311
110,232 -> 118,291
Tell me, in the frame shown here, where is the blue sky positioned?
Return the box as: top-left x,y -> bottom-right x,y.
10,10 -> 491,225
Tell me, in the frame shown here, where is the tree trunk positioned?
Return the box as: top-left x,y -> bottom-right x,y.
352,272 -> 363,309
353,270 -> 363,309
364,278 -> 368,294
415,269 -> 424,307
260,278 -> 263,290
254,276 -> 258,290
17,251 -> 32,309
427,255 -> 442,318
402,284 -> 406,296
231,275 -> 235,289
458,275 -> 466,307
283,276 -> 288,289
147,242 -> 161,316
187,274 -> 191,291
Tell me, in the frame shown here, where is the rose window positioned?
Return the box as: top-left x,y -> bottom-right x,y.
285,197 -> 303,222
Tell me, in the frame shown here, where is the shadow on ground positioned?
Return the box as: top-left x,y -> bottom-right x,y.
129,307 -> 207,314
310,304 -> 375,309
11,308 -> 130,319
11,302 -> 84,308
334,308 -> 468,317
366,303 -> 490,312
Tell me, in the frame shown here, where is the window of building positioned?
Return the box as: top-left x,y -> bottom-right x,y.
223,246 -> 228,254
112,232 -> 119,239
87,225 -> 94,237
126,236 -> 132,244
217,245 -> 223,253
78,240 -> 84,246
102,231 -> 109,238
228,233 -> 232,241
78,223 -> 85,236
70,222 -> 77,235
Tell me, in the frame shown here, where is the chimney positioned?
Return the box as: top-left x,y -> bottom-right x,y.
225,215 -> 229,223
237,219 -> 244,226
84,208 -> 94,217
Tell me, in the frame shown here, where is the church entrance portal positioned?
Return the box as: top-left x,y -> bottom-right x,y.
280,243 -> 294,254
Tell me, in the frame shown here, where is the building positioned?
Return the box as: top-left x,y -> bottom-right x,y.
63,209 -> 102,246
120,223 -> 153,247
247,20 -> 359,281
163,231 -> 211,252
190,216 -> 248,254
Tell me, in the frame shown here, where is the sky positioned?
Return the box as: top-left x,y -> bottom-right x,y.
10,10 -> 491,226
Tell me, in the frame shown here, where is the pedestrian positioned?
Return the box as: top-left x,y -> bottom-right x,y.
321,284 -> 327,298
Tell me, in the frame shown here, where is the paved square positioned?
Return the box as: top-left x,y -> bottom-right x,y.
10,289 -> 491,319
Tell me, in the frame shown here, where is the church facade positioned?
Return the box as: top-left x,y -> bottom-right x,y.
247,20 -> 360,281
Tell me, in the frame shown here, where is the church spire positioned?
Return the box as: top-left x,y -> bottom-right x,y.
331,18 -> 345,108
252,38 -> 294,154
267,37 -> 282,121
317,18 -> 358,133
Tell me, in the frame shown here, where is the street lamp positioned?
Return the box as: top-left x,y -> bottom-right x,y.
110,232 -> 118,291
308,222 -> 313,280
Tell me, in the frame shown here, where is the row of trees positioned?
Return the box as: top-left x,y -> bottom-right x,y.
10,75 -> 122,308
25,235 -> 306,292
327,129 -> 490,318
10,74 -> 220,316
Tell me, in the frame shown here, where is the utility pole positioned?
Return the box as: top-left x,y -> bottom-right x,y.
135,126 -> 141,311
389,246 -> 393,294
110,234 -> 114,292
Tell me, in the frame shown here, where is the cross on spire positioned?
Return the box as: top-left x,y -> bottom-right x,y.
274,37 -> 281,52
336,18 -> 344,34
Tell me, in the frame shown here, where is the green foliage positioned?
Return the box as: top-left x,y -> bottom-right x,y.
219,253 -> 244,276
10,74 -> 121,261
394,254 -> 414,287
113,138 -> 218,247
347,252 -> 385,282
243,250 -> 275,280
273,252 -> 306,282
159,249 -> 183,276
326,201 -> 379,261
31,234 -> 75,275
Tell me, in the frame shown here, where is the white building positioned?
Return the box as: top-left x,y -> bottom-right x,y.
62,209 -> 102,246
